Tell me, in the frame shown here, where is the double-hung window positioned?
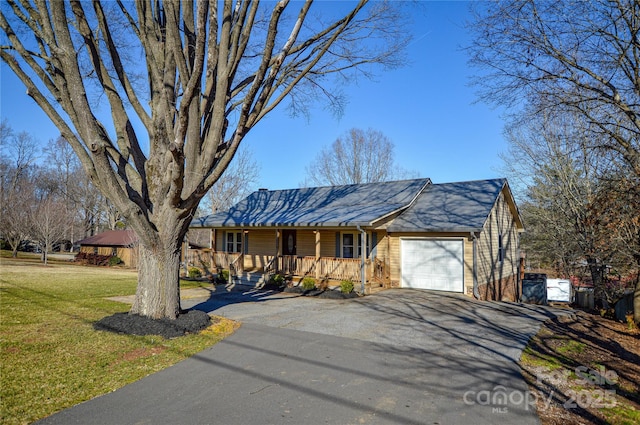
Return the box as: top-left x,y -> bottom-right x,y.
341,232 -> 371,259
357,233 -> 371,258
226,232 -> 243,253
342,233 -> 355,258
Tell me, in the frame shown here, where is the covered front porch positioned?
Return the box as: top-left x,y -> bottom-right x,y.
189,228 -> 390,288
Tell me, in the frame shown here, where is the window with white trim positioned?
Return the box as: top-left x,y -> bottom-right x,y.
498,233 -> 504,262
342,233 -> 355,258
341,232 -> 370,259
226,232 -> 242,253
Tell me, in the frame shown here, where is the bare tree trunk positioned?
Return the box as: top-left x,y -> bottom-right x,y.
130,226 -> 184,319
634,281 -> 640,325
587,256 -> 605,304
634,251 -> 640,325
2,0 -> 409,321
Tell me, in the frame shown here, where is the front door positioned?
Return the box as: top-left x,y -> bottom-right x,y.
282,230 -> 297,256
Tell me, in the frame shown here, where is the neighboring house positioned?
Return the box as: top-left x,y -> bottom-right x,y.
190,178 -> 524,301
77,229 -> 139,268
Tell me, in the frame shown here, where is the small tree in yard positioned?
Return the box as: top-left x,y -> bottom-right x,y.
0,180 -> 35,258
0,124 -> 40,257
1,1 -> 408,319
29,197 -> 70,265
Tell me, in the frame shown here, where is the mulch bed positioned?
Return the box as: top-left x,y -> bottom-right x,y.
94,310 -> 213,339
283,286 -> 359,299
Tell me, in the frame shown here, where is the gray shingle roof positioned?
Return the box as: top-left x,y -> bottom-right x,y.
386,179 -> 508,233
192,178 -> 430,228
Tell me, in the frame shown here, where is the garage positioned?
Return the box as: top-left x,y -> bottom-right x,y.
401,239 -> 464,292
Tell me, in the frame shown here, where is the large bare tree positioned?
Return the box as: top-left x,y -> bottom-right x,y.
304,127 -> 416,186
1,1 -> 408,319
501,112 -> 612,292
469,0 -> 640,322
469,0 -> 640,178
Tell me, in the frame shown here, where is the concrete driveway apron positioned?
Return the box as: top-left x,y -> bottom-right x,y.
38,288 -> 572,425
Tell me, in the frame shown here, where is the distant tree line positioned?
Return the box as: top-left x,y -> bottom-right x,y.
0,120 -> 122,262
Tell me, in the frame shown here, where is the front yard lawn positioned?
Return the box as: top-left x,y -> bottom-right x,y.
0,256 -> 237,425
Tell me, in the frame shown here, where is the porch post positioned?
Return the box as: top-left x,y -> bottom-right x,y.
315,230 -> 321,280
210,229 -> 215,271
357,226 -> 366,294
276,229 -> 281,273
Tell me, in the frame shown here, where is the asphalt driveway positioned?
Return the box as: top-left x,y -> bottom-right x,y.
39,288 -> 573,425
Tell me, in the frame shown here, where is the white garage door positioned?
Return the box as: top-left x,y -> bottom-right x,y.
401,239 -> 464,292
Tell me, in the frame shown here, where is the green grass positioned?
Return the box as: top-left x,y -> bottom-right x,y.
521,345 -> 564,370
557,340 -> 586,355
602,406 -> 640,425
0,256 -> 237,425
520,328 -> 565,370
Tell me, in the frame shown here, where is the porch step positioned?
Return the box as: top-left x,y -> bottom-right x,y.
232,271 -> 268,288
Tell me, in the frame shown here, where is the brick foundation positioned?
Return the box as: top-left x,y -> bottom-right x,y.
478,274 -> 520,302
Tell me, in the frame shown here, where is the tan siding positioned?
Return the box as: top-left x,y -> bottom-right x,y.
375,232 -> 389,261
244,230 -> 277,270
97,247 -> 113,256
116,247 -> 138,268
247,230 -> 276,255
463,239 -> 474,295
320,231 -> 338,258
389,233 -> 401,284
215,230 -> 224,252
476,191 -> 520,301
296,230 -> 316,257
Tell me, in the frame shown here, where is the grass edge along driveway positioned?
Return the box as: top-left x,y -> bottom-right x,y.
0,256 -> 237,425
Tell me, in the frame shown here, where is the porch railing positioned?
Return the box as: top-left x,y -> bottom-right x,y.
264,255 -> 277,276
317,257 -> 361,281
229,253 -> 244,277
279,255 -> 361,281
372,258 -> 389,282
212,252 -> 242,272
212,252 -> 369,282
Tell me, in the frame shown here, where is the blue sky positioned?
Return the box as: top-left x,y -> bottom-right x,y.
0,1 -> 507,192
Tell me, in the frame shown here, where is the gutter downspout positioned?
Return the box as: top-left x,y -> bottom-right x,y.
471,232 -> 480,299
357,225 -> 367,295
